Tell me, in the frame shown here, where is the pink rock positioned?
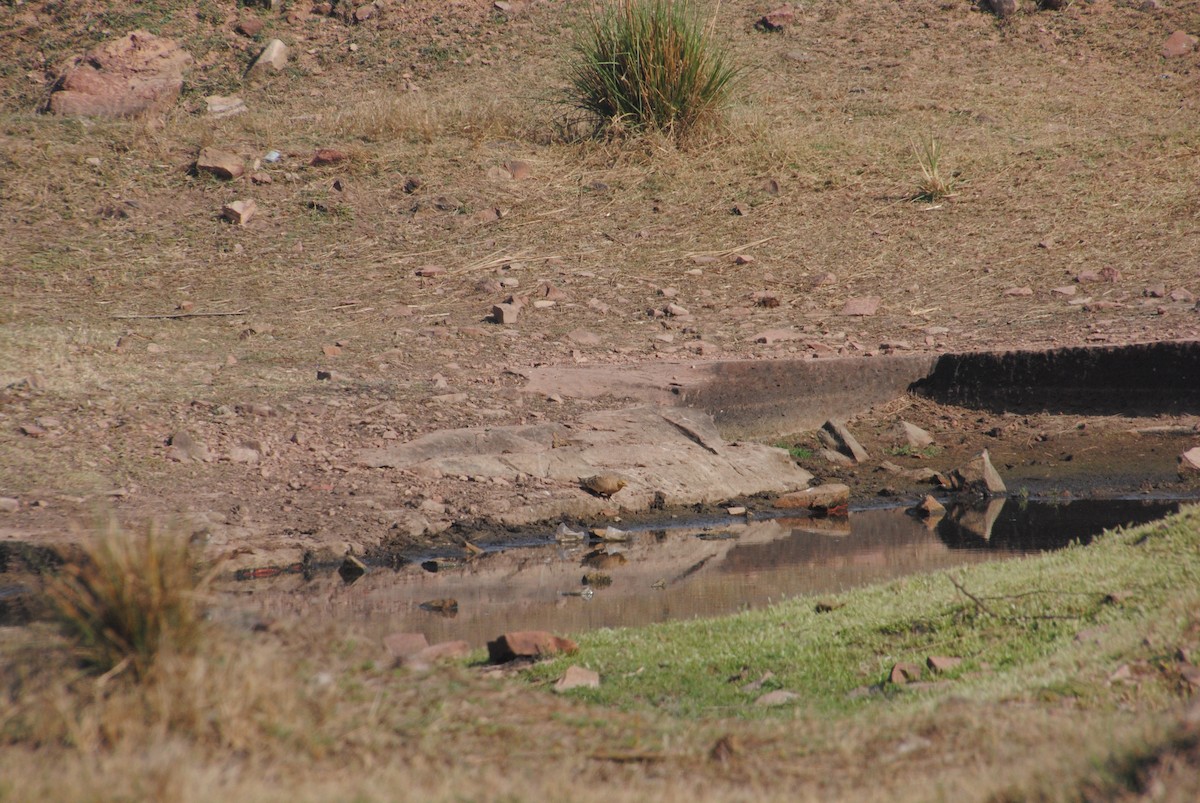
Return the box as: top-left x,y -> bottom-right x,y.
757,6 -> 796,32
554,665 -> 600,692
754,328 -> 801,345
383,632 -> 430,660
1004,287 -> 1033,297
1162,30 -> 1198,58
487,631 -> 578,663
1180,447 -> 1200,473
840,297 -> 880,316
776,483 -> 850,512
926,656 -> 962,673
491,303 -> 520,324
410,640 -> 471,665
49,31 -> 192,118
311,148 -> 348,166
890,662 -> 923,684
197,147 -> 244,180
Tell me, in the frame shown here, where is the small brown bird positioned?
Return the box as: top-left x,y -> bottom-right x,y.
580,473 -> 628,498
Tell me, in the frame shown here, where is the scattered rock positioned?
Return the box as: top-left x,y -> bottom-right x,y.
819,420 -> 870,463
840,297 -> 880,316
1162,30 -> 1198,58
912,495 -> 945,518
951,449 -> 1007,495
1170,289 -> 1196,303
383,632 -> 430,661
896,421 -> 934,449
236,18 -> 265,37
205,95 -> 246,118
1051,285 -> 1076,297
664,303 -> 690,317
754,328 -> 801,345
311,148 -> 348,166
353,3 -> 376,23
19,423 -> 47,438
889,662 -> 923,684
196,148 -> 244,180
167,430 -> 210,462
776,483 -> 850,512
49,31 -> 192,118
249,39 -> 288,74
487,631 -> 578,663
505,160 -> 531,180
228,446 -> 260,464
755,690 -> 799,706
554,665 -> 601,692
926,656 -> 962,674
1076,267 -> 1121,283
756,6 -> 796,32
567,329 -> 602,346
0,497 -> 19,514
221,199 -> 257,226
410,640 -> 471,666
1179,447 -> 1200,473
420,598 -> 459,614
491,303 -> 520,325
1004,287 -> 1033,297
820,448 -> 855,467
985,0 -> 1019,18
581,474 -> 628,498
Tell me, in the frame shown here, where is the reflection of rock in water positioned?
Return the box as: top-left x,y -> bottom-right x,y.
939,498 -> 1008,547
938,498 -> 1180,552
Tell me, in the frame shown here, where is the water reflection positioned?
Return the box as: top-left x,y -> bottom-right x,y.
216,497 -> 1181,647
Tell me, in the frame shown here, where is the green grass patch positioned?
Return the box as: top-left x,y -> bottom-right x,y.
566,0 -> 741,138
530,506 -> 1200,718
774,441 -> 814,461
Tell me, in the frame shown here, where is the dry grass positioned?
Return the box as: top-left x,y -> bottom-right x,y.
44,519 -> 215,678
3,1 -> 1200,797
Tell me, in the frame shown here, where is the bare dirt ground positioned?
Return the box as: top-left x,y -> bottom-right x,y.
3,0 -> 1200,569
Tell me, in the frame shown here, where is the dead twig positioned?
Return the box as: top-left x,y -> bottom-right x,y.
950,575 -> 1095,622
949,574 -> 998,617
111,310 -> 248,320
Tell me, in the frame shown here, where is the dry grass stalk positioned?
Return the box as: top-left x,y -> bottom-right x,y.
912,135 -> 958,202
44,520 -> 215,680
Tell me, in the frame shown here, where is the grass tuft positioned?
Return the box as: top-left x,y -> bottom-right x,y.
912,135 -> 958,202
567,0 -> 741,139
44,520 -> 215,680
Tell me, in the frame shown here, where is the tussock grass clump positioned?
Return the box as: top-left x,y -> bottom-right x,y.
45,521 -> 214,679
912,135 -> 958,202
567,0 -> 740,139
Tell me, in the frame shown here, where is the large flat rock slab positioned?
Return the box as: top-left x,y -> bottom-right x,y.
357,406 -> 812,525
523,355 -> 936,440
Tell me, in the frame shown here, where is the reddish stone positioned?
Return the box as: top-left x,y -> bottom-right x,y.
311,148 -> 348,166
1162,31 -> 1197,58
554,665 -> 600,692
926,656 -> 963,674
487,631 -> 578,663
410,640 -> 471,665
383,632 -> 429,660
49,31 -> 192,118
840,297 -> 880,316
757,6 -> 796,32
776,483 -> 850,512
890,662 -> 923,684
236,18 -> 264,37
